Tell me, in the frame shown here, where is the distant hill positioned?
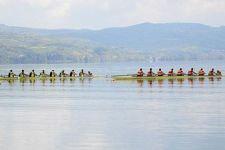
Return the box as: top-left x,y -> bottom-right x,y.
0,23 -> 225,64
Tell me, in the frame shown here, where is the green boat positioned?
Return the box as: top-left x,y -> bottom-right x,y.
112,75 -> 222,80
0,76 -> 93,81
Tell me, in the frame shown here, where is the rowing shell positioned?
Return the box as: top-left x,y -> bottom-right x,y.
0,76 -> 94,81
112,75 -> 223,80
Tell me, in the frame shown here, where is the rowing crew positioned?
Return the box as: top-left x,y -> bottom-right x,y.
7,69 -> 93,78
137,68 -> 222,77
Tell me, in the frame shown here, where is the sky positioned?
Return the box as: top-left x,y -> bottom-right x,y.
0,0 -> 225,29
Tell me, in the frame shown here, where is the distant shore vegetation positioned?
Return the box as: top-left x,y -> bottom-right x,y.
1,23 -> 225,64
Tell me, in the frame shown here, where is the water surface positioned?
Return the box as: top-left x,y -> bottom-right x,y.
0,61 -> 225,150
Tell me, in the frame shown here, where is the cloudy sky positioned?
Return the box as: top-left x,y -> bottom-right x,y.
0,0 -> 225,29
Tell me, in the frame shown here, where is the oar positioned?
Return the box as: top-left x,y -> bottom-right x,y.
112,74 -> 137,77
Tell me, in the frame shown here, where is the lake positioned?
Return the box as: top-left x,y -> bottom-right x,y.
0,60 -> 225,150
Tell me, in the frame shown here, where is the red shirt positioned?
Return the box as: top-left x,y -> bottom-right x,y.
188,70 -> 193,76
177,70 -> 184,75
137,70 -> 144,77
157,71 -> 164,76
168,70 -> 174,76
147,71 -> 153,76
199,70 -> 205,76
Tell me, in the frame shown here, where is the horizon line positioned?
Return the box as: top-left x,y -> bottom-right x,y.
0,22 -> 224,31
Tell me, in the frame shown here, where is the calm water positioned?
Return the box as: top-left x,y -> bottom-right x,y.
0,61 -> 225,150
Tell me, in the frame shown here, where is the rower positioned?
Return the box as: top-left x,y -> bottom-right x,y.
70,70 -> 77,77
198,68 -> 205,76
8,70 -> 15,78
177,68 -> 184,76
147,68 -> 155,77
29,70 -> 37,77
79,69 -> 86,77
208,68 -> 215,76
19,70 -> 27,77
216,70 -> 222,76
40,70 -> 48,77
188,68 -> 197,76
87,71 -> 93,77
168,69 -> 174,76
59,70 -> 68,77
157,68 -> 164,76
137,68 -> 144,77
50,70 -> 57,77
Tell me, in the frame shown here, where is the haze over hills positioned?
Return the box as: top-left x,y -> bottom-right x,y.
0,23 -> 225,64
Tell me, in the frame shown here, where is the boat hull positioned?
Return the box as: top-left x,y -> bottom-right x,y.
112,75 -> 222,80
0,76 -> 93,81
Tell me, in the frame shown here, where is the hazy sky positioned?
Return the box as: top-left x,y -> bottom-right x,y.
0,0 -> 225,29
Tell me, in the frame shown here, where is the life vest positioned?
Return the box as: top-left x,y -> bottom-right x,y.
19,73 -> 25,77
50,72 -> 56,77
8,72 -> 14,78
60,72 -> 66,77
40,72 -> 47,77
79,72 -> 85,77
30,72 -> 36,77
70,72 -> 76,77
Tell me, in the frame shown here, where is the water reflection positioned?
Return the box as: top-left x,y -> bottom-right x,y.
0,77 -> 223,87
157,79 -> 164,88
70,78 -> 76,84
199,77 -> 205,84
50,78 -> 56,84
137,79 -> 144,87
19,78 -> 26,84
147,80 -> 153,87
7,79 -> 15,86
188,78 -> 195,85
40,79 -> 46,86
29,79 -> 36,86
177,78 -> 184,84
168,79 -> 175,85
0,76 -> 225,150
112,77 -> 223,88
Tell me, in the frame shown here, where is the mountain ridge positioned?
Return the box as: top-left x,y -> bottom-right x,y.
0,22 -> 225,64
